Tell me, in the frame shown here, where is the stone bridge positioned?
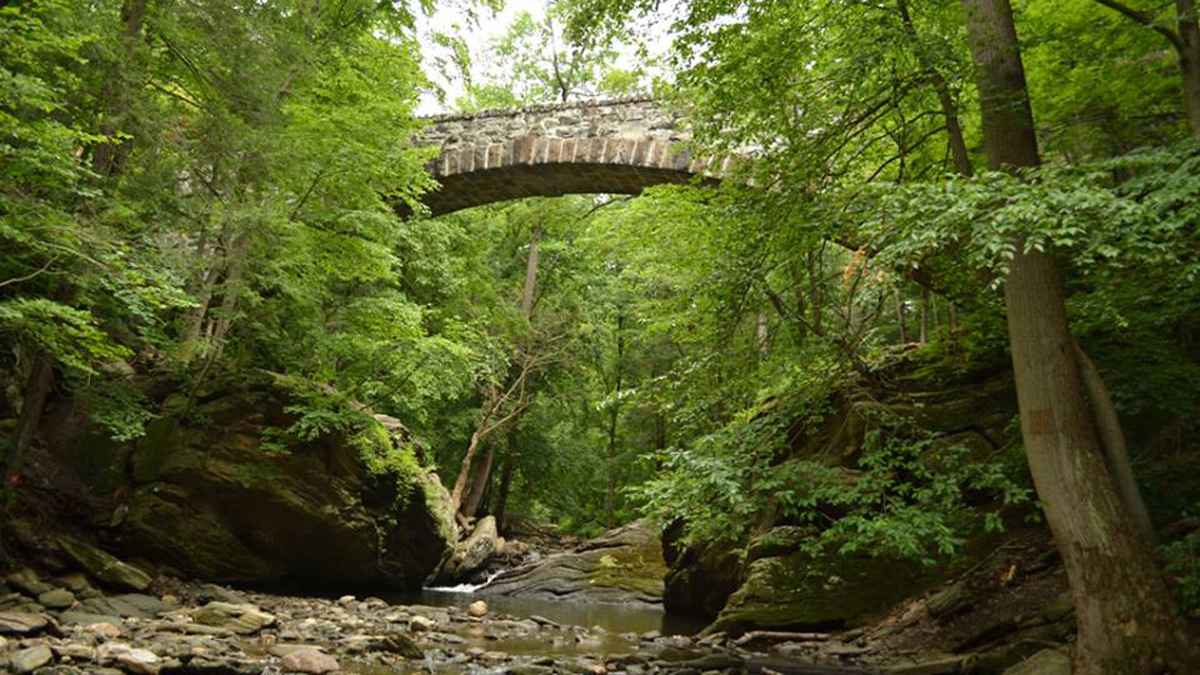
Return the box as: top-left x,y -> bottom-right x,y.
411,97 -> 726,216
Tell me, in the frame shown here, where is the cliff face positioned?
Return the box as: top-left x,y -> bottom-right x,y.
39,374 -> 457,590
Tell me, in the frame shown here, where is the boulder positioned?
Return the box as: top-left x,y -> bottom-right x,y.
37,589 -> 75,610
709,528 -> 938,634
481,521 -> 667,606
79,593 -> 163,619
48,374 -> 456,590
433,516 -> 498,584
57,537 -> 152,592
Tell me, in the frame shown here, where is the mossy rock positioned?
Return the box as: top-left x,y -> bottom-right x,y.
54,377 -> 456,591
482,521 -> 667,606
709,538 -> 937,634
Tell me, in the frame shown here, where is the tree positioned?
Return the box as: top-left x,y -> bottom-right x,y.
961,0 -> 1195,670
1092,0 -> 1200,137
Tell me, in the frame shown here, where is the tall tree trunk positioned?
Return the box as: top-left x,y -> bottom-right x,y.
93,0 -> 148,177
463,445 -> 495,518
6,353 -> 54,482
605,312 -> 626,530
493,438 -> 516,534
1178,0 -> 1200,137
919,286 -> 930,343
756,311 -> 769,356
451,430 -> 483,511
895,289 -> 909,344
522,225 -> 541,318
962,1 -> 1196,670
1074,342 -> 1156,546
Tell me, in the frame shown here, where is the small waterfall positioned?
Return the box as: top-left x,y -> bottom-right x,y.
425,569 -> 505,594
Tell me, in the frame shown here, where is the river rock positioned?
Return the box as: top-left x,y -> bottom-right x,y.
45,375 -> 457,590
433,516 -> 499,584
280,647 -> 340,673
6,569 -> 52,597
481,520 -> 667,606
79,593 -> 163,619
191,601 -> 276,634
0,611 -> 50,634
10,644 -> 53,673
468,600 -> 489,617
97,642 -> 162,674
57,537 -> 152,591
1002,648 -> 1071,675
410,615 -> 436,632
38,588 -> 76,609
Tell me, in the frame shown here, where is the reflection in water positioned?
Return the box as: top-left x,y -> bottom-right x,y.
385,588 -> 708,636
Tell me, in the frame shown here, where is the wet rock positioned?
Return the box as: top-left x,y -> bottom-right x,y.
1002,648 -> 1071,675
468,600 -> 489,617
11,644 -> 54,672
280,647 -> 340,673
38,588 -> 76,609
57,537 -> 153,591
191,601 -> 276,634
0,611 -> 50,634
51,574 -> 93,595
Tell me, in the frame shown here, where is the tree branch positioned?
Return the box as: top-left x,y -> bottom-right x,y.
1092,0 -> 1184,51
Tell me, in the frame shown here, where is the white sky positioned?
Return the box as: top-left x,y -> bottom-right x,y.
414,0 -> 552,116
413,0 -> 675,116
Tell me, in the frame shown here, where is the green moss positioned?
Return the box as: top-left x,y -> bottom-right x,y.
590,537 -> 669,595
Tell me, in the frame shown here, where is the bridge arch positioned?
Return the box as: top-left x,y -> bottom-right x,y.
411,98 -> 726,216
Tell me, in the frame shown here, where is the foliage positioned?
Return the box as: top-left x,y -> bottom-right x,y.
1162,517 -> 1200,619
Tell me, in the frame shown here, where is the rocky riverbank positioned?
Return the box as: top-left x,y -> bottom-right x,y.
0,559 -> 888,675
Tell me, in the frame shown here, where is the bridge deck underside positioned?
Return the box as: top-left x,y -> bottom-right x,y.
414,163 -> 711,217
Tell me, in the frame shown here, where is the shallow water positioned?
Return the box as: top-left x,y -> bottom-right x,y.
384,587 -> 709,636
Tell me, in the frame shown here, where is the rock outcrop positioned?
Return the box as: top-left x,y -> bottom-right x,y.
45,373 -> 457,590
431,516 -> 498,585
480,520 -> 667,606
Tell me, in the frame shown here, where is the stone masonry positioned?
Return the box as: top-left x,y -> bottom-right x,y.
409,97 -> 727,216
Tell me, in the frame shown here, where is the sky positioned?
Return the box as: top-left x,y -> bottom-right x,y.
414,0 -> 551,116
412,0 -> 675,116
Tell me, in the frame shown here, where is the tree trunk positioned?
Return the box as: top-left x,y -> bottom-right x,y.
493,440 -> 516,534
1178,0 -> 1200,137
895,289 -> 909,344
522,225 -> 541,318
756,311 -> 769,356
450,430 -> 483,512
463,445 -> 496,518
1074,342 -> 1156,546
605,312 -> 626,530
962,1 -> 1197,670
6,353 -> 54,482
919,286 -> 930,343
92,0 -> 148,177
